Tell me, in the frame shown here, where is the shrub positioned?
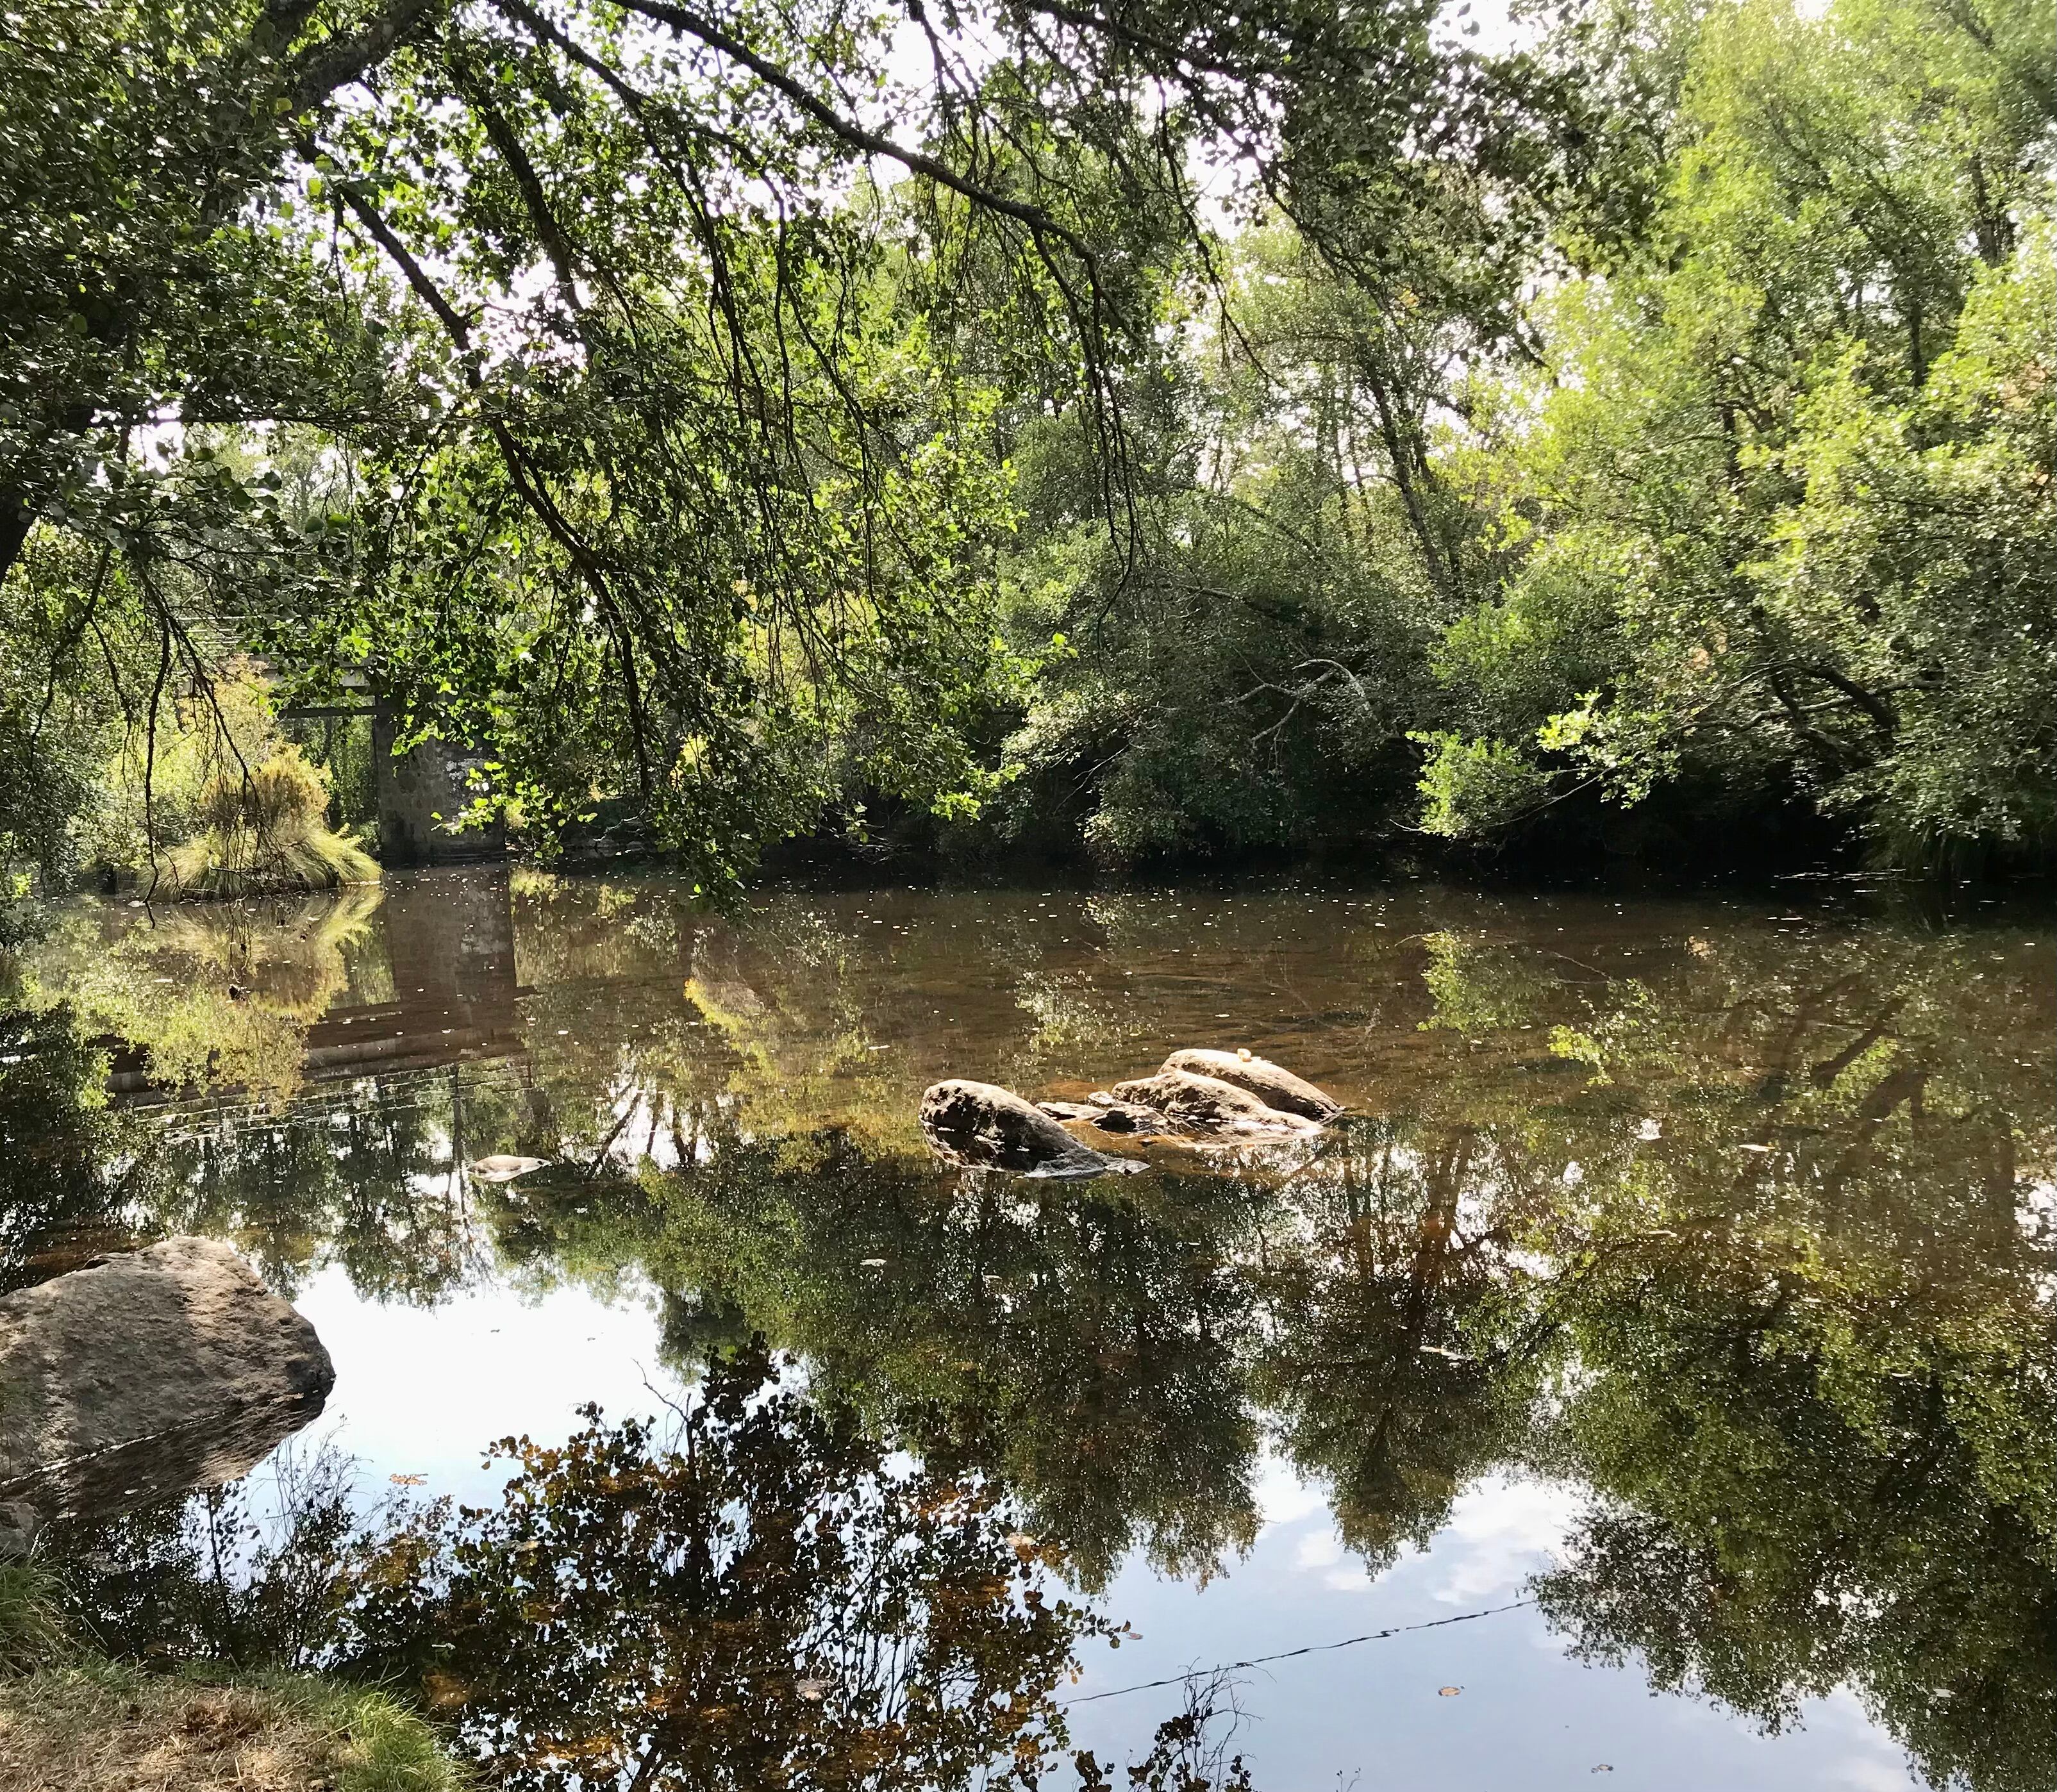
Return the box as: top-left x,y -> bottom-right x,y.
160,743 -> 379,898
1410,731 -> 1554,838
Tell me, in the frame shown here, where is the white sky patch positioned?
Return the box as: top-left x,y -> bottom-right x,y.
1433,0 -> 1534,56
1812,1690 -> 1919,1791
1294,1527 -> 1346,1571
291,1264 -> 675,1503
1424,1473 -> 1581,1605
1254,1448 -> 1329,1529
1831,1751 -> 1925,1792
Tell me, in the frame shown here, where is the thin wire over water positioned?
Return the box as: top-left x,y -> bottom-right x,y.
1059,1597 -> 1538,1705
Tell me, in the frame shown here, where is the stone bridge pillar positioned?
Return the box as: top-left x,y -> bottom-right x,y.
372,699 -> 506,865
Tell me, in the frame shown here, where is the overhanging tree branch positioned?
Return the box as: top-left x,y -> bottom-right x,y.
615,0 -> 1100,264
289,0 -> 449,110
327,170 -> 657,802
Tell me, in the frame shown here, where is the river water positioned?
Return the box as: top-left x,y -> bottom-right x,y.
6,867 -> 2053,1791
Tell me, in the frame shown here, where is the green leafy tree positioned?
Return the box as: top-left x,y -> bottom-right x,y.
1,0 -> 1566,890
1424,0 -> 2056,863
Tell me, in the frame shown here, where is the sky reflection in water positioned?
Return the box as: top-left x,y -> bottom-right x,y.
6,867 -> 2052,1792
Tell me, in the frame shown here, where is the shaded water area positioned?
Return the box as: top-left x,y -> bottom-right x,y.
3,867 -> 2053,1791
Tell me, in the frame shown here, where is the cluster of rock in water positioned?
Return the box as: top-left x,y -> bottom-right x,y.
919,1047 -> 1343,1178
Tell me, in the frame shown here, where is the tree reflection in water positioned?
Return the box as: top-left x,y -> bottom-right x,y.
340,1342 -> 1114,1792
50,1345 -> 1138,1792
8,886 -> 2053,1789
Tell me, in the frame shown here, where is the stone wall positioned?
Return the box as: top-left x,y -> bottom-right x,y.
371,701 -> 506,863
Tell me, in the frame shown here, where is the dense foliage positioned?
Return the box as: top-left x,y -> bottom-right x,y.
1415,0 -> 2057,864
0,0 -> 2050,894
1002,0 -> 2055,869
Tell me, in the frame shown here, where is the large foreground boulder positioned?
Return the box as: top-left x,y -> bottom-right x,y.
1110,1069 -> 1323,1139
921,1080 -> 1142,1177
1161,1049 -> 1343,1122
0,1236 -> 334,1547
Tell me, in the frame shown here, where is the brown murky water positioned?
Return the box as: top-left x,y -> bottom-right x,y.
6,867 -> 2053,1791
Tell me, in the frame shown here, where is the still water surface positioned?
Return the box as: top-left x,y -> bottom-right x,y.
8,868 -> 2054,1791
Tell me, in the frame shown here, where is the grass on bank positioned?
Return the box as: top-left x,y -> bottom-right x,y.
0,1562 -> 465,1792
156,745 -> 382,898
80,662 -> 383,900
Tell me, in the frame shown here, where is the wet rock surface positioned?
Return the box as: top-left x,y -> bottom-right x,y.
1161,1049 -> 1344,1122
929,1051 -> 1337,1174
921,1079 -> 1143,1177
0,1236 -> 334,1548
1079,1098 -> 1174,1134
1110,1068 -> 1324,1138
1040,1097 -> 1173,1134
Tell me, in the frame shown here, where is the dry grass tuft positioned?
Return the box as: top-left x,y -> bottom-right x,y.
160,743 -> 381,899
0,1670 -> 329,1792
0,1662 -> 465,1792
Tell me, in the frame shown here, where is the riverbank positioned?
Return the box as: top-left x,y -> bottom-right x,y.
0,1567 -> 465,1792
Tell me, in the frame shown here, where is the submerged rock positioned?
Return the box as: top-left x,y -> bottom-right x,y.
1161,1049 -> 1342,1122
1109,1069 -> 1323,1139
469,1154 -> 547,1182
921,1080 -> 1142,1177
1035,1100 -> 1104,1122
0,1237 -> 335,1549
1080,1095 -> 1175,1134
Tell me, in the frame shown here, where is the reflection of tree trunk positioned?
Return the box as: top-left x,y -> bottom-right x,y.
1404,1131 -> 1470,1327
449,1061 -> 465,1213
1807,1004 -> 1903,1088
1753,974 -> 1861,1097
587,1091 -> 645,1177
1985,1132 -> 2017,1229
1728,1273 -> 1795,1378
1819,1059 -> 1929,1214
1362,1129 -> 1473,1472
1871,1376 -> 1950,1513
204,1486 -> 240,1665
1342,1136 -> 1396,1284
1857,1063 -> 1926,1125
626,1739 -> 669,1792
